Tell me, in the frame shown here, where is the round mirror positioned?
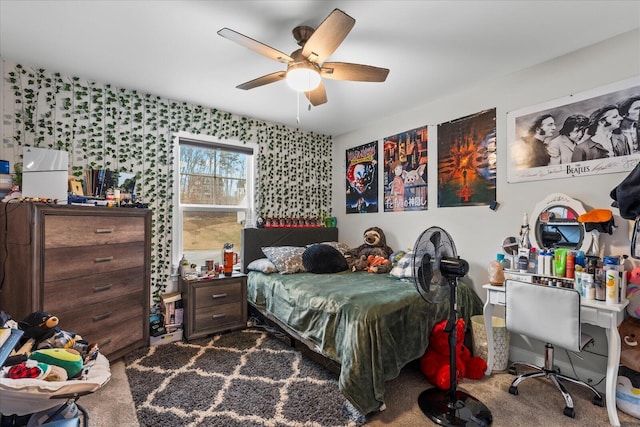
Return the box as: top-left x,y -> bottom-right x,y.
529,193 -> 592,253
502,236 -> 518,256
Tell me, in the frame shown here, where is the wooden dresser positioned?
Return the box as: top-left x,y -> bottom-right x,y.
179,273 -> 247,340
0,203 -> 151,360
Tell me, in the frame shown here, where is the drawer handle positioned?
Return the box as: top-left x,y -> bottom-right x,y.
94,256 -> 114,263
93,284 -> 113,293
93,312 -> 112,322
212,293 -> 228,299
212,314 -> 226,319
95,228 -> 114,234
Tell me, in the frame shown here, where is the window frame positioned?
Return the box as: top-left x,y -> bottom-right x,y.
172,132 -> 257,273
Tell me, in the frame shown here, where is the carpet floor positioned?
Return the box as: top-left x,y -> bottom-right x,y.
78,328 -> 640,427
123,329 -> 365,427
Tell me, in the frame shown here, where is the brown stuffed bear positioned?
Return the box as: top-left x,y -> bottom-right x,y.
346,227 -> 394,273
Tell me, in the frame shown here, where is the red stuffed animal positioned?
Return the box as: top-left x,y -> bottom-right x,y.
420,318 -> 487,390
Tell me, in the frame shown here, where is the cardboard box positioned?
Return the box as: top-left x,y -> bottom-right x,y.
150,328 -> 183,346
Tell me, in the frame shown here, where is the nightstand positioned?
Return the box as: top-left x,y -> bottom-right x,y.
179,273 -> 247,340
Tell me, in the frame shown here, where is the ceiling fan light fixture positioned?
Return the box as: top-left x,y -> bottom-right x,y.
286,65 -> 321,92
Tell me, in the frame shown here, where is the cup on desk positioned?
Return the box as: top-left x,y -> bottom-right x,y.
223,252 -> 238,275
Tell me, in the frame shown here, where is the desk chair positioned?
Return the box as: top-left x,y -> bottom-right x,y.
505,279 -> 604,418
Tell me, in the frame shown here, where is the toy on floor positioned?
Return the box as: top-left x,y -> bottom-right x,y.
420,318 -> 487,390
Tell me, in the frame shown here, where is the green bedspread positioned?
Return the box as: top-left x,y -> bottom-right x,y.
247,270 -> 484,415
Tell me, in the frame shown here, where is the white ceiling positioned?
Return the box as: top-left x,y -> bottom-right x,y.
1,0 -> 639,137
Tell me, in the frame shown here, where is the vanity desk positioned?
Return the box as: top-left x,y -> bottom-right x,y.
483,278 -> 628,426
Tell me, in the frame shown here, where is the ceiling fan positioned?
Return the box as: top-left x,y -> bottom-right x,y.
217,8 -> 389,106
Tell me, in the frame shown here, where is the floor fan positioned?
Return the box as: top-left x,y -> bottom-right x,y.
412,226 -> 492,426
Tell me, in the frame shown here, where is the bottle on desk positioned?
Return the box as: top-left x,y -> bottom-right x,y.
528,247 -> 538,274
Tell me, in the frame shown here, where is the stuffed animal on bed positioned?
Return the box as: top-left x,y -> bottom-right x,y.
420,318 -> 486,390
346,227 -> 394,273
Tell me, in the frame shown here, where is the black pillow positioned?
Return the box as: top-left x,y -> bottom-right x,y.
302,244 -> 349,274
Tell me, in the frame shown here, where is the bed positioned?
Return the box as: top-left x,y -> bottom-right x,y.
241,227 -> 484,415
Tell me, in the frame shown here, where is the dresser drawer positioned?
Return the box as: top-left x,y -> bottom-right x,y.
52,296 -> 144,356
194,281 -> 243,309
45,215 -> 145,248
44,241 -> 145,282
194,302 -> 244,331
44,267 -> 145,313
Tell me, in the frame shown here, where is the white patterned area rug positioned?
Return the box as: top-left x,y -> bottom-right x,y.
124,329 -> 365,427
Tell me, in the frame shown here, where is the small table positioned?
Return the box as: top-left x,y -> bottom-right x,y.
180,273 -> 247,340
483,283 -> 628,427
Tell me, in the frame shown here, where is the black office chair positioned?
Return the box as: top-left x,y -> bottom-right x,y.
505,279 -> 604,418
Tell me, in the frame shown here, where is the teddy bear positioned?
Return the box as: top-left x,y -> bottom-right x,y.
420,318 -> 487,390
16,311 -> 61,352
346,226 -> 394,273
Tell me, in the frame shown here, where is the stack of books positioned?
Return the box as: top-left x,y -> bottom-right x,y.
150,292 -> 184,346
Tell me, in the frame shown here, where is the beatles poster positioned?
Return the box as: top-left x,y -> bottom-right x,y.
437,108 -> 497,207
346,141 -> 378,214
507,77 -> 640,183
382,126 -> 428,212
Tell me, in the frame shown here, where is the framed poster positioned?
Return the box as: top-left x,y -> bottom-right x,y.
507,77 -> 640,183
437,108 -> 497,207
382,126 -> 428,212
346,141 -> 378,214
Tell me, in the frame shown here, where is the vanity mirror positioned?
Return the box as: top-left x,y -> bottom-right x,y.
529,193 -> 593,254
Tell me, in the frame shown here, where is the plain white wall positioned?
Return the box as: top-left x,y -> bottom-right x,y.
332,29 -> 640,298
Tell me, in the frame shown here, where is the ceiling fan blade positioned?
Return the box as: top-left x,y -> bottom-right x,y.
302,9 -> 355,64
236,71 -> 286,90
321,62 -> 389,82
218,28 -> 293,63
305,82 -> 327,106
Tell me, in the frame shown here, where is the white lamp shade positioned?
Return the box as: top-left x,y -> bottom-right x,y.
286,67 -> 321,91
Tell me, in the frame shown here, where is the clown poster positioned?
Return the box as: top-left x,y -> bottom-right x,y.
382,126 -> 428,212
437,108 -> 497,207
346,141 -> 378,214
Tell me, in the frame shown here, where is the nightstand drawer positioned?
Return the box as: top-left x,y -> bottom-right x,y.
194,281 -> 243,309
194,302 -> 244,331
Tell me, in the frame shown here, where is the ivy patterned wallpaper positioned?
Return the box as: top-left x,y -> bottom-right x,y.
1,60 -> 333,296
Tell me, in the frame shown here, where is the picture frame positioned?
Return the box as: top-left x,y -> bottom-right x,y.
507,77 -> 640,183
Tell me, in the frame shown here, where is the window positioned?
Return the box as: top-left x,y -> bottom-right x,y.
173,134 -> 255,271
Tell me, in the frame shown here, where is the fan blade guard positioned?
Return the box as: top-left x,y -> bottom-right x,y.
412,227 -> 458,304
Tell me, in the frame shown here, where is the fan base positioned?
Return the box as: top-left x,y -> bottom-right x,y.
418,388 -> 492,426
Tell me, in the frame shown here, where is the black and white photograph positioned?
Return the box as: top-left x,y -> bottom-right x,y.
507,77 -> 640,183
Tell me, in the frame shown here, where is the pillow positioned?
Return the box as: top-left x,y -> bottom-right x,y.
302,244 -> 349,274
312,241 -> 350,255
247,258 -> 278,274
261,246 -> 306,274
390,251 -> 415,278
